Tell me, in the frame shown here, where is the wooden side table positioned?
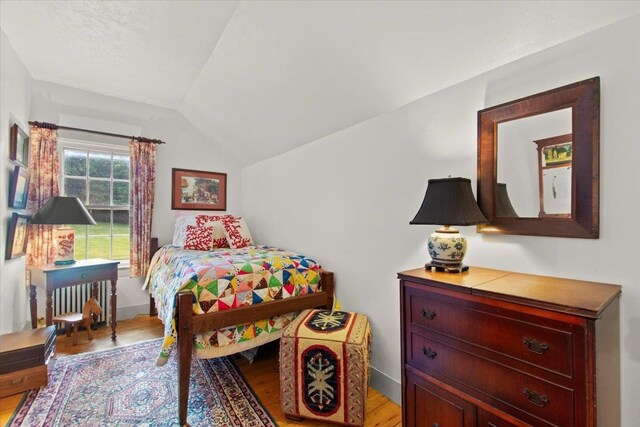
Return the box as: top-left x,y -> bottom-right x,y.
29,259 -> 120,340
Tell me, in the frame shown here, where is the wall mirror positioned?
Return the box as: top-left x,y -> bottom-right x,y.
477,77 -> 599,238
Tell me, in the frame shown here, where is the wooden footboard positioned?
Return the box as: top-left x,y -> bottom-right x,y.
177,270 -> 334,426
146,238 -> 334,426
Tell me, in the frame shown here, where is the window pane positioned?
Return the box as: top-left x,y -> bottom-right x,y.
88,236 -> 111,259
112,236 -> 130,260
89,180 -> 110,205
64,178 -> 87,202
113,155 -> 130,180
70,224 -> 87,235
89,152 -> 111,178
113,182 -> 129,206
113,210 -> 129,235
64,150 -> 86,176
88,209 -> 110,236
72,225 -> 87,260
74,235 -> 87,260
87,209 -> 110,258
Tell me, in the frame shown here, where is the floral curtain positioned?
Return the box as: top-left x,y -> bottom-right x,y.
26,125 -> 60,267
129,140 -> 157,277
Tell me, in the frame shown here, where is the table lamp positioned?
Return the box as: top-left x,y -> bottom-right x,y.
410,177 -> 487,272
30,196 -> 96,265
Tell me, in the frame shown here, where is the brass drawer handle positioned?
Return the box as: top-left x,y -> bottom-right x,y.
524,388 -> 549,407
523,337 -> 549,355
422,346 -> 437,359
432,423 -> 440,427
422,309 -> 436,320
487,423 -> 498,427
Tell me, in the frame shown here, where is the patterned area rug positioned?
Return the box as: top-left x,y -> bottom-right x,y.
9,339 -> 276,426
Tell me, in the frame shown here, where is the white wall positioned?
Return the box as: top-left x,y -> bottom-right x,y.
242,15 -> 640,424
0,30 -> 32,334
1,79 -> 243,328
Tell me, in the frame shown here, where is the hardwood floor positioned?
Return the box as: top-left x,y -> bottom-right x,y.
0,315 -> 401,427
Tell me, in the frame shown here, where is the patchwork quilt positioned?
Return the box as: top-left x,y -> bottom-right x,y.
144,245 -> 321,366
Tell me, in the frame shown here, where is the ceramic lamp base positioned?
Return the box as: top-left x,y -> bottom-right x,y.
426,226 -> 468,272
54,226 -> 76,265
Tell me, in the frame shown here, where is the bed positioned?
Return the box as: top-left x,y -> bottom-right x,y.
145,237 -> 334,426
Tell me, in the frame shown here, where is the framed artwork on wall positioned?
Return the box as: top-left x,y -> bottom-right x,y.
10,123 -> 30,168
9,166 -> 31,209
171,168 -> 227,211
5,212 -> 30,260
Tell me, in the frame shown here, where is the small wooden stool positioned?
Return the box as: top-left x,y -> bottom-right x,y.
52,298 -> 102,346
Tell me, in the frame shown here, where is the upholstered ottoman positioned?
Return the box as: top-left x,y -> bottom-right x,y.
280,309 -> 371,426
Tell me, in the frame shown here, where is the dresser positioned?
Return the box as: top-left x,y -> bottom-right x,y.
398,267 -> 621,427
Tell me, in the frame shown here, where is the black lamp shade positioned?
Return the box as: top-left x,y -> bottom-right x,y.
30,197 -> 97,225
410,177 -> 488,226
496,183 -> 519,218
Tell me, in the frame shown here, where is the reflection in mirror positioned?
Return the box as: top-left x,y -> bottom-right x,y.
496,183 -> 518,217
535,133 -> 572,217
497,108 -> 572,218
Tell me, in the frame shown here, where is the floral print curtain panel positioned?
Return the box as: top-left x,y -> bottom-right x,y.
129,140 -> 157,277
26,125 -> 60,267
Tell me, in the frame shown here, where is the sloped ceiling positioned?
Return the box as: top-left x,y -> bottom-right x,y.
2,1 -> 639,166
0,0 -> 238,108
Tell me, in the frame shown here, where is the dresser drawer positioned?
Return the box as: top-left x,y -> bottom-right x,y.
408,332 -> 573,426
477,407 -> 531,427
0,364 -> 47,398
408,289 -> 574,377
405,370 -> 476,427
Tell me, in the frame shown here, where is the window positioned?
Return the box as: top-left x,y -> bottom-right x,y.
60,140 -> 130,264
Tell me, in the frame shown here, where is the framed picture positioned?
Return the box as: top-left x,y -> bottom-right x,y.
10,124 -> 29,168
171,168 -> 227,211
8,166 -> 31,209
5,212 -> 30,260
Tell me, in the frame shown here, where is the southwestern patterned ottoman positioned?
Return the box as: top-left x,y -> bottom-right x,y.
279,309 -> 371,426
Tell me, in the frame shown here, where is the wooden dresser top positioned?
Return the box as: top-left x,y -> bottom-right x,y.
398,267 -> 621,319
0,325 -> 56,354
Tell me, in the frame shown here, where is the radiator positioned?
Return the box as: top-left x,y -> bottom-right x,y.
53,281 -> 109,325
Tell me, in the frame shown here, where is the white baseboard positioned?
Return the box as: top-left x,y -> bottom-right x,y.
370,367 -> 401,405
21,304 -> 149,331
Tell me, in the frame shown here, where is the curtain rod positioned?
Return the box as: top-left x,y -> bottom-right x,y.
28,121 -> 166,144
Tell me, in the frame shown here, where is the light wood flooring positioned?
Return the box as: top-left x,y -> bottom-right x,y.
0,315 -> 401,427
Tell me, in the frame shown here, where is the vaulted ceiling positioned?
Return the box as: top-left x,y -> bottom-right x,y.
2,1 -> 639,165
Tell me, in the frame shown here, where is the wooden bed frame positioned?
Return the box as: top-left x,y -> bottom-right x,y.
148,238 -> 334,426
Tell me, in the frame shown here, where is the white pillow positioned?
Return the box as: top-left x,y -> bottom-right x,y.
172,213 -> 198,246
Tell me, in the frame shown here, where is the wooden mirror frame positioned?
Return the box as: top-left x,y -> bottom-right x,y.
477,77 -> 600,238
